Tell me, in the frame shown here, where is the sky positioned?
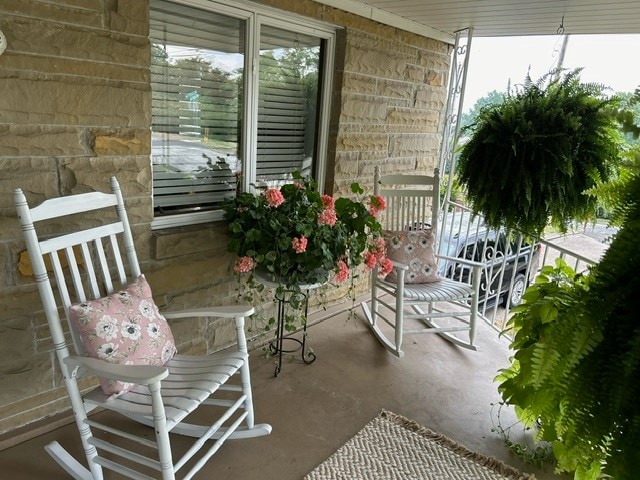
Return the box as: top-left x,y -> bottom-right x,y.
462,34 -> 640,112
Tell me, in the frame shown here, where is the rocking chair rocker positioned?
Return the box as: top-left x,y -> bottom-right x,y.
362,167 -> 483,357
14,178 -> 271,480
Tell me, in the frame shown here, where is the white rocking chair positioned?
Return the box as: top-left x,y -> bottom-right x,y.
361,167 -> 483,357
14,178 -> 271,480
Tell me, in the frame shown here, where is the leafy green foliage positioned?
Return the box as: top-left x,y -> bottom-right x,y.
585,85 -> 640,226
222,173 -> 385,330
458,69 -> 622,236
573,173 -> 640,479
497,260 -> 603,477
498,174 -> 640,479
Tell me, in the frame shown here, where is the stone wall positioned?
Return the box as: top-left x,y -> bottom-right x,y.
0,0 -> 451,435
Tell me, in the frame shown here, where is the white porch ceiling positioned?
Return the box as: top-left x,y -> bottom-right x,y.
313,0 -> 640,44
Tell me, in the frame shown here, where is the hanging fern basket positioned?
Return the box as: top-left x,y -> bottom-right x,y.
457,70 -> 622,235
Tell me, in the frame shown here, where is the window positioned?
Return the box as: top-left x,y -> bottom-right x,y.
150,0 -> 335,229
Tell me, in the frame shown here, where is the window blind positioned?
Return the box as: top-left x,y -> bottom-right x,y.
150,0 -> 243,216
256,26 -> 320,184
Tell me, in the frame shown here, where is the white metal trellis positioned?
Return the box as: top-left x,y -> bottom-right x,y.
437,27 -> 472,251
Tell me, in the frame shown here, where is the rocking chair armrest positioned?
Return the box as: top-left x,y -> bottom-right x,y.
163,305 -> 255,320
63,356 -> 169,385
436,254 -> 484,270
389,259 -> 409,271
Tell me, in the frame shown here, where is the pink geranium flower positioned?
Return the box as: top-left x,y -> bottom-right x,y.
372,238 -> 386,259
318,208 -> 337,226
264,188 -> 285,207
378,257 -> 394,276
368,195 -> 387,217
363,252 -> 377,269
321,194 -> 335,209
292,236 -> 308,254
335,260 -> 349,282
234,256 -> 256,273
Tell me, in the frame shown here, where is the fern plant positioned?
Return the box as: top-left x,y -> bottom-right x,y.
457,69 -> 622,236
585,84 -> 640,226
497,173 -> 640,479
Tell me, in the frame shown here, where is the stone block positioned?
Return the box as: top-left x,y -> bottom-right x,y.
5,15 -> 149,64
346,30 -> 414,59
415,86 -> 447,110
356,156 -> 414,179
387,108 -> 440,133
0,125 -> 86,157
0,1 -> 103,30
0,348 -> 52,409
166,316 -> 206,350
396,30 -> 450,54
61,156 -> 152,198
106,0 -> 149,36
154,226 -> 229,260
165,281 -> 235,313
145,256 -> 230,298
425,69 -> 444,87
338,123 -> 388,134
377,79 -> 413,102
205,316 -> 237,353
0,384 -> 75,435
342,73 -> 378,95
0,286 -> 44,320
0,51 -> 149,84
337,133 -> 388,152
344,44 -> 406,80
175,338 -> 207,356
405,64 -> 425,82
0,158 -> 58,212
262,0 -> 323,20
417,51 -> 450,71
340,96 -> 388,124
0,314 -> 34,364
92,128 -> 150,156
333,152 -> 360,176
0,75 -> 150,128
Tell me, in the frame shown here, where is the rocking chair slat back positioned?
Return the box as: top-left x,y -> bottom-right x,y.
362,166 -> 481,357
375,168 -> 440,234
16,179 -> 140,357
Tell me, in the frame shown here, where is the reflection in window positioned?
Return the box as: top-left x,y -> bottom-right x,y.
257,26 -> 321,187
150,0 -> 243,217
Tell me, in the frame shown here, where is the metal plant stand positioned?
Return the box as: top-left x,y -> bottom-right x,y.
254,271 -> 324,377
269,287 -> 316,377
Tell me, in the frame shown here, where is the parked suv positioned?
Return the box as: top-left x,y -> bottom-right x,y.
439,222 -> 541,307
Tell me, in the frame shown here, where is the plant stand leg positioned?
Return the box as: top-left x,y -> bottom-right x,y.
269,289 -> 316,377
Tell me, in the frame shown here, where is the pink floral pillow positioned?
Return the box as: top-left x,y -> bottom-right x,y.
68,274 -> 176,397
383,229 -> 442,284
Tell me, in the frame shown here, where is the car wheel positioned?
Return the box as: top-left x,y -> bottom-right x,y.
505,273 -> 526,307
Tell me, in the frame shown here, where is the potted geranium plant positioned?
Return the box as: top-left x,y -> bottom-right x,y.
222,172 -> 392,330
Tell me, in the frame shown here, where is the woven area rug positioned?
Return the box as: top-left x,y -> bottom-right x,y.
305,410 -> 536,480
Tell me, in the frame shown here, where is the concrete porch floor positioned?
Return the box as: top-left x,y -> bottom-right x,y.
0,301 -> 565,479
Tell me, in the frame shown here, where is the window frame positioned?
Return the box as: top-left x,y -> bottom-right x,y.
150,0 -> 336,230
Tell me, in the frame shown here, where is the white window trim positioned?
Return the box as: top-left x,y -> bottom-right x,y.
151,0 -> 337,230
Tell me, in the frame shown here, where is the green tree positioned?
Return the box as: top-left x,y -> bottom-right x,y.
460,90 -> 506,130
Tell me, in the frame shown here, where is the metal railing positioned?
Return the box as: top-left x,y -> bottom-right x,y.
438,202 -> 599,339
